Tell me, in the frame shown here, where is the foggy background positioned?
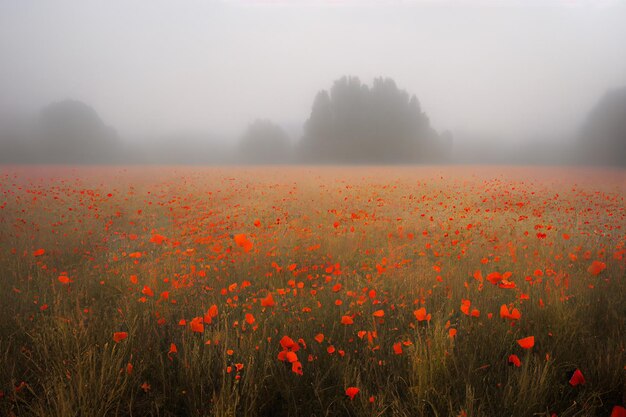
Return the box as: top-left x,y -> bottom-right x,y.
0,0 -> 625,165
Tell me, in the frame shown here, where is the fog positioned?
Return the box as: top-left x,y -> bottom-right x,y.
1,0 -> 625,165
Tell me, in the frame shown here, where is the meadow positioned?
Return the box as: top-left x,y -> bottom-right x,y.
0,165 -> 624,417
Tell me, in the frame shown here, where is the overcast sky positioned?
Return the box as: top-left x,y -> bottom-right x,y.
1,0 -> 625,142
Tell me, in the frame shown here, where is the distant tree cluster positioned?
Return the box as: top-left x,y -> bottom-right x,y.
298,76 -> 450,164
238,119 -> 291,164
0,100 -> 119,164
578,86 -> 626,166
3,78 -> 626,167
238,76 -> 451,164
1,76 -> 452,165
37,100 -> 120,163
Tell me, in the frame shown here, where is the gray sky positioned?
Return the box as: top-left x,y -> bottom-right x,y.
1,0 -> 625,142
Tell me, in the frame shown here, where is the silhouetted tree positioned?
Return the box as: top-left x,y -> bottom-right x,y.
238,119 -> 291,164
299,76 -> 449,163
37,100 -> 119,163
579,86 -> 626,166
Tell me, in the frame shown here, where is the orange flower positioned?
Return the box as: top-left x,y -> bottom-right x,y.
190,317 -> 204,333
509,308 -> 521,320
587,261 -> 606,275
486,272 -> 502,285
279,336 -> 298,351
610,406 -> 626,417
204,304 -> 218,323
291,361 -> 303,375
149,234 -> 166,244
517,336 -> 534,349
168,343 -> 177,359
569,369 -> 585,386
113,332 -> 128,343
341,315 -> 354,325
460,299 -> 471,316
58,275 -> 72,284
234,234 -> 253,252
261,292 -> 275,307
498,280 -> 516,289
414,307 -> 431,322
508,354 -> 521,367
372,309 -> 385,318
500,304 -> 510,319
500,305 -> 521,320
345,387 -> 360,400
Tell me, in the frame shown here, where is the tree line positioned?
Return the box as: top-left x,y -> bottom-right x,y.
202,76 -> 453,165
237,76 -> 452,164
0,76 -> 624,165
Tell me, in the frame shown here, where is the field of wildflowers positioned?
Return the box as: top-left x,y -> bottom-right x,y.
0,166 -> 624,417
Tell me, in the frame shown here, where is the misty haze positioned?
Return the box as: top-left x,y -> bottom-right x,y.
0,1 -> 625,417
1,0 -> 626,165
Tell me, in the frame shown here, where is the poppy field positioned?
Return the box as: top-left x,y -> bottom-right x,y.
0,165 -> 625,417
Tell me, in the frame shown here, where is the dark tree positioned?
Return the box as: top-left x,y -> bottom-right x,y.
37,100 -> 119,163
299,76 -> 449,164
579,86 -> 626,166
238,119 -> 292,164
